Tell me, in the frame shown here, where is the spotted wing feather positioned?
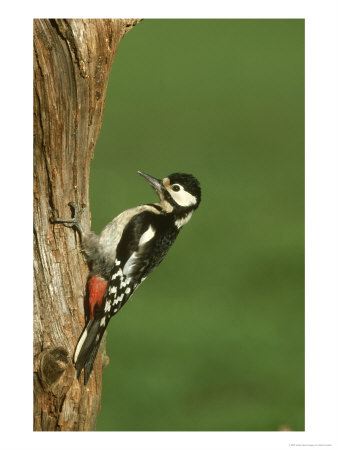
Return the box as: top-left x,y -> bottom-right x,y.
102,211 -> 179,314
74,211 -> 179,384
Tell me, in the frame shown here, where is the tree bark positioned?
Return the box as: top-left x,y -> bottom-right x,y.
33,18 -> 141,431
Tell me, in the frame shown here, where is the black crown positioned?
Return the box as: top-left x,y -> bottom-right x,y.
168,173 -> 202,206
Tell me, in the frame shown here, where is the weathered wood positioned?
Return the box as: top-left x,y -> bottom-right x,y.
33,18 -> 141,431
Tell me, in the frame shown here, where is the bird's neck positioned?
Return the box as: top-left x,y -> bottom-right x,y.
151,201 -> 195,229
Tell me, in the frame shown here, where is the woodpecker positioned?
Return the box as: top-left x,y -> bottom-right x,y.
52,171 -> 201,384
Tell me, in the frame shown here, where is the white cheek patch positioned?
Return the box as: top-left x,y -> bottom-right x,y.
175,211 -> 193,229
169,188 -> 197,207
139,225 -> 155,246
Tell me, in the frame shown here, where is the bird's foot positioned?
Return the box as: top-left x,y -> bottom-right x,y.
51,202 -> 86,236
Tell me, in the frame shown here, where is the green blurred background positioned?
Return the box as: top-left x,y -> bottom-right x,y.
90,19 -> 304,431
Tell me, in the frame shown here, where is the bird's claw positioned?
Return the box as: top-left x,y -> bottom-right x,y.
51,202 -> 86,236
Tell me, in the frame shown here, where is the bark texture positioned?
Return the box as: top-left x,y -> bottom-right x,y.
33,18 -> 141,431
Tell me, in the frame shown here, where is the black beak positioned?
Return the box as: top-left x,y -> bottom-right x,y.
138,171 -> 165,196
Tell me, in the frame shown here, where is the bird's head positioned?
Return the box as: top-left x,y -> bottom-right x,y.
138,171 -> 201,212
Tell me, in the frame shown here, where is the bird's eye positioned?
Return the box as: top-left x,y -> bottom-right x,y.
172,185 -> 181,192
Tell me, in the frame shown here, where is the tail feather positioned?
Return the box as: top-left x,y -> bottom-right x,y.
83,341 -> 101,384
74,317 -> 106,384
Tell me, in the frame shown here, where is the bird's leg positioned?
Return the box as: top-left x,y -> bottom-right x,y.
51,201 -> 86,238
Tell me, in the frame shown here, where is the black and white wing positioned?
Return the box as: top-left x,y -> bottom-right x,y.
104,210 -> 179,314
74,210 -> 179,383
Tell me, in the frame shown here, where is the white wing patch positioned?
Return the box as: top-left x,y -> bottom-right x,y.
123,225 -> 155,277
97,205 -> 160,265
139,225 -> 155,246
123,251 -> 138,277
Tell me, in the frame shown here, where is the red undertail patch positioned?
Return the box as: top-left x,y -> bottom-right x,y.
88,276 -> 108,319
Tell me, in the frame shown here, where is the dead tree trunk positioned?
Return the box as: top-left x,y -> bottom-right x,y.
33,18 -> 141,431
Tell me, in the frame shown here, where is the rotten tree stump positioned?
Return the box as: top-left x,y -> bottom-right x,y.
33,18 -> 141,431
